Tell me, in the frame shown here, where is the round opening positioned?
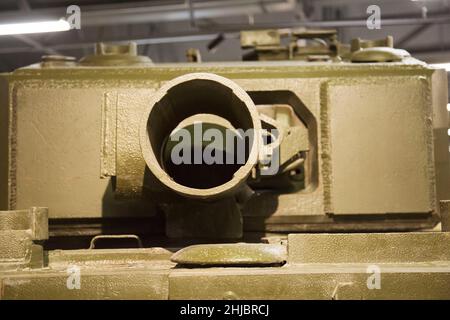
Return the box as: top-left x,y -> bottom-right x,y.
140,73 -> 260,199
161,115 -> 250,189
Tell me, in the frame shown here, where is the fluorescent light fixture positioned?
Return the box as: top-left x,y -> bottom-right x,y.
448,104 -> 450,112
430,63 -> 450,72
0,19 -> 70,36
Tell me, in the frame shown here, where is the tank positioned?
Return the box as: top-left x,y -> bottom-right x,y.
0,29 -> 449,299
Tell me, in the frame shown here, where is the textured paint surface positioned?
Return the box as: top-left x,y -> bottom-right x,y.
327,78 -> 434,214
0,59 -> 445,229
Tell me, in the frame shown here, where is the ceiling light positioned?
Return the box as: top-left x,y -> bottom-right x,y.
0,19 -> 70,36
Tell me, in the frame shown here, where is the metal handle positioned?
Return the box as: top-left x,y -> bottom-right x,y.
89,234 -> 143,249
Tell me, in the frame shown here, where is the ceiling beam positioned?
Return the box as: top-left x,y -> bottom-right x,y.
396,24 -> 432,48
11,34 -> 60,55
0,0 -> 296,26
